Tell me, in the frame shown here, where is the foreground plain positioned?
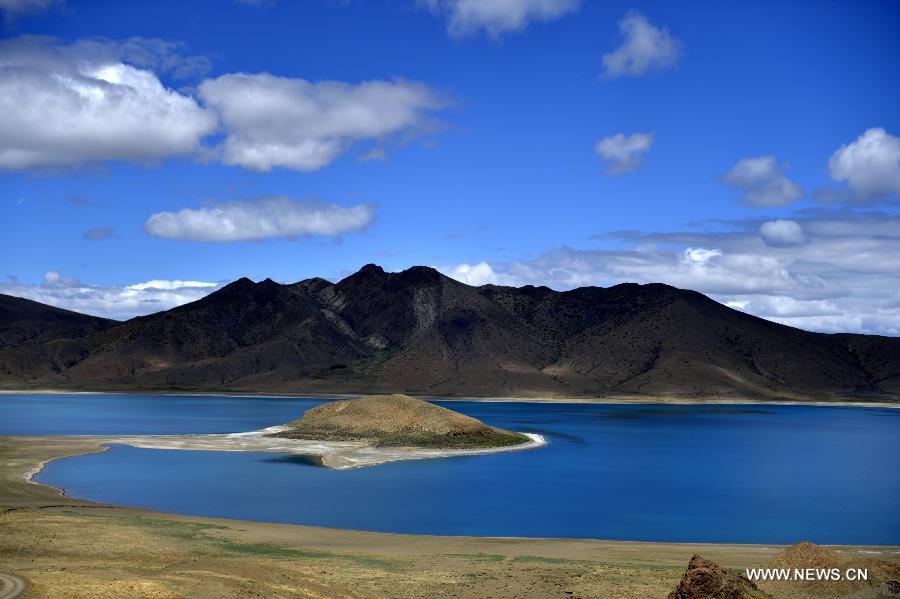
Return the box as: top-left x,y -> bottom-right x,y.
2,437 -> 899,598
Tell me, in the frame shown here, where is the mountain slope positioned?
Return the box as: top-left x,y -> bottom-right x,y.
1,265 -> 898,401
0,294 -> 114,349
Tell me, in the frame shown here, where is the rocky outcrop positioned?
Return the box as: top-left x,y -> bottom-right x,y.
668,555 -> 771,599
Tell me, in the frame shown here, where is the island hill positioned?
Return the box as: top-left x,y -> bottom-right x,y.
268,394 -> 531,449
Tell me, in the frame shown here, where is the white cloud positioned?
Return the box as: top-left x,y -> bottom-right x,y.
42,270 -> 80,287
420,0 -> 580,38
828,127 -> 900,201
722,155 -> 803,207
2,37 -> 449,173
198,73 -> 446,172
444,211 -> 900,335
144,196 -> 375,242
0,36 -> 217,170
0,272 -> 222,320
442,262 -> 499,286
0,0 -> 60,20
594,132 -> 654,174
759,219 -> 806,247
602,11 -> 681,77
683,247 -> 721,265
127,280 -> 217,291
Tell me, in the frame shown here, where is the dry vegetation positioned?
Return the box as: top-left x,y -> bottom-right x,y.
267,394 -> 530,448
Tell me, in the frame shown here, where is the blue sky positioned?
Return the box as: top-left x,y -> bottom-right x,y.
1,0 -> 899,333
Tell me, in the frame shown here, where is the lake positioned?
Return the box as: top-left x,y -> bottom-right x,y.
3,393 -> 899,544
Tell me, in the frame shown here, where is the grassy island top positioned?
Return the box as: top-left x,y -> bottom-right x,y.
267,394 -> 531,449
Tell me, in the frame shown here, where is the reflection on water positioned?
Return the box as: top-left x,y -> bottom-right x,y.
261,454 -> 325,467
598,407 -> 774,419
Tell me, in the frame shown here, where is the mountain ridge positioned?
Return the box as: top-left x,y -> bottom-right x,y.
1,264 -> 898,401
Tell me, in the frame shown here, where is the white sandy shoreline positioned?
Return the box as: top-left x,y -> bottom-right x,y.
21,427 -> 548,475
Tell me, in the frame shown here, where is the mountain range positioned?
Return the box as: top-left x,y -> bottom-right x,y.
1,264 -> 898,401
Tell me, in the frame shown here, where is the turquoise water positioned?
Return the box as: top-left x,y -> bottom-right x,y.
4,394 -> 899,544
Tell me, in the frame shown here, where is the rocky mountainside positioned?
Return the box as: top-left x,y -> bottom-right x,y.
1,264 -> 899,400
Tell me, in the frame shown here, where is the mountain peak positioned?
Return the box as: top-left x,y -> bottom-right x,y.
398,265 -> 446,285
290,277 -> 333,295
359,263 -> 385,275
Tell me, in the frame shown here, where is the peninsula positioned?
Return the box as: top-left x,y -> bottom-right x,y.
30,395 -> 545,469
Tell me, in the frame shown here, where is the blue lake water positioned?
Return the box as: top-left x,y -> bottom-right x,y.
3,394 -> 899,544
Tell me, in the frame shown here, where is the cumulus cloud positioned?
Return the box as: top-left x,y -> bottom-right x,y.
828,127 -> 900,201
683,247 -> 721,265
42,270 -> 80,287
594,132 -> 654,174
0,36 -> 217,170
2,36 -> 449,173
198,73 -> 446,172
144,196 -> 375,242
0,272 -> 220,320
443,211 -> 900,335
759,219 -> 805,248
82,227 -> 115,240
722,155 -> 803,207
602,11 -> 681,77
442,262 -> 499,286
420,0 -> 579,38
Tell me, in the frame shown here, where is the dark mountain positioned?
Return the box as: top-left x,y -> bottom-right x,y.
1,264 -> 898,401
0,294 -> 114,348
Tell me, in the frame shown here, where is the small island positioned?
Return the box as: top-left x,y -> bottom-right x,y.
267,394 -> 531,449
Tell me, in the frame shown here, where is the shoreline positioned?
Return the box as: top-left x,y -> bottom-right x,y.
2,388 -> 898,409
19,427 -> 548,471
10,434 -> 900,551
4,435 -> 899,598
23,444 -> 111,496
10,433 -> 899,551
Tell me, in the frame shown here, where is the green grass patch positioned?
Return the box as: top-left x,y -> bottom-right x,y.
116,516 -> 229,541
111,514 -> 398,569
441,553 -> 506,562
306,348 -> 400,380
217,541 -> 332,559
272,427 -> 531,449
218,542 -> 397,569
512,555 -> 593,565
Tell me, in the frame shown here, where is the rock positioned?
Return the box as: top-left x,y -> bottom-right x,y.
668,555 -> 772,599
